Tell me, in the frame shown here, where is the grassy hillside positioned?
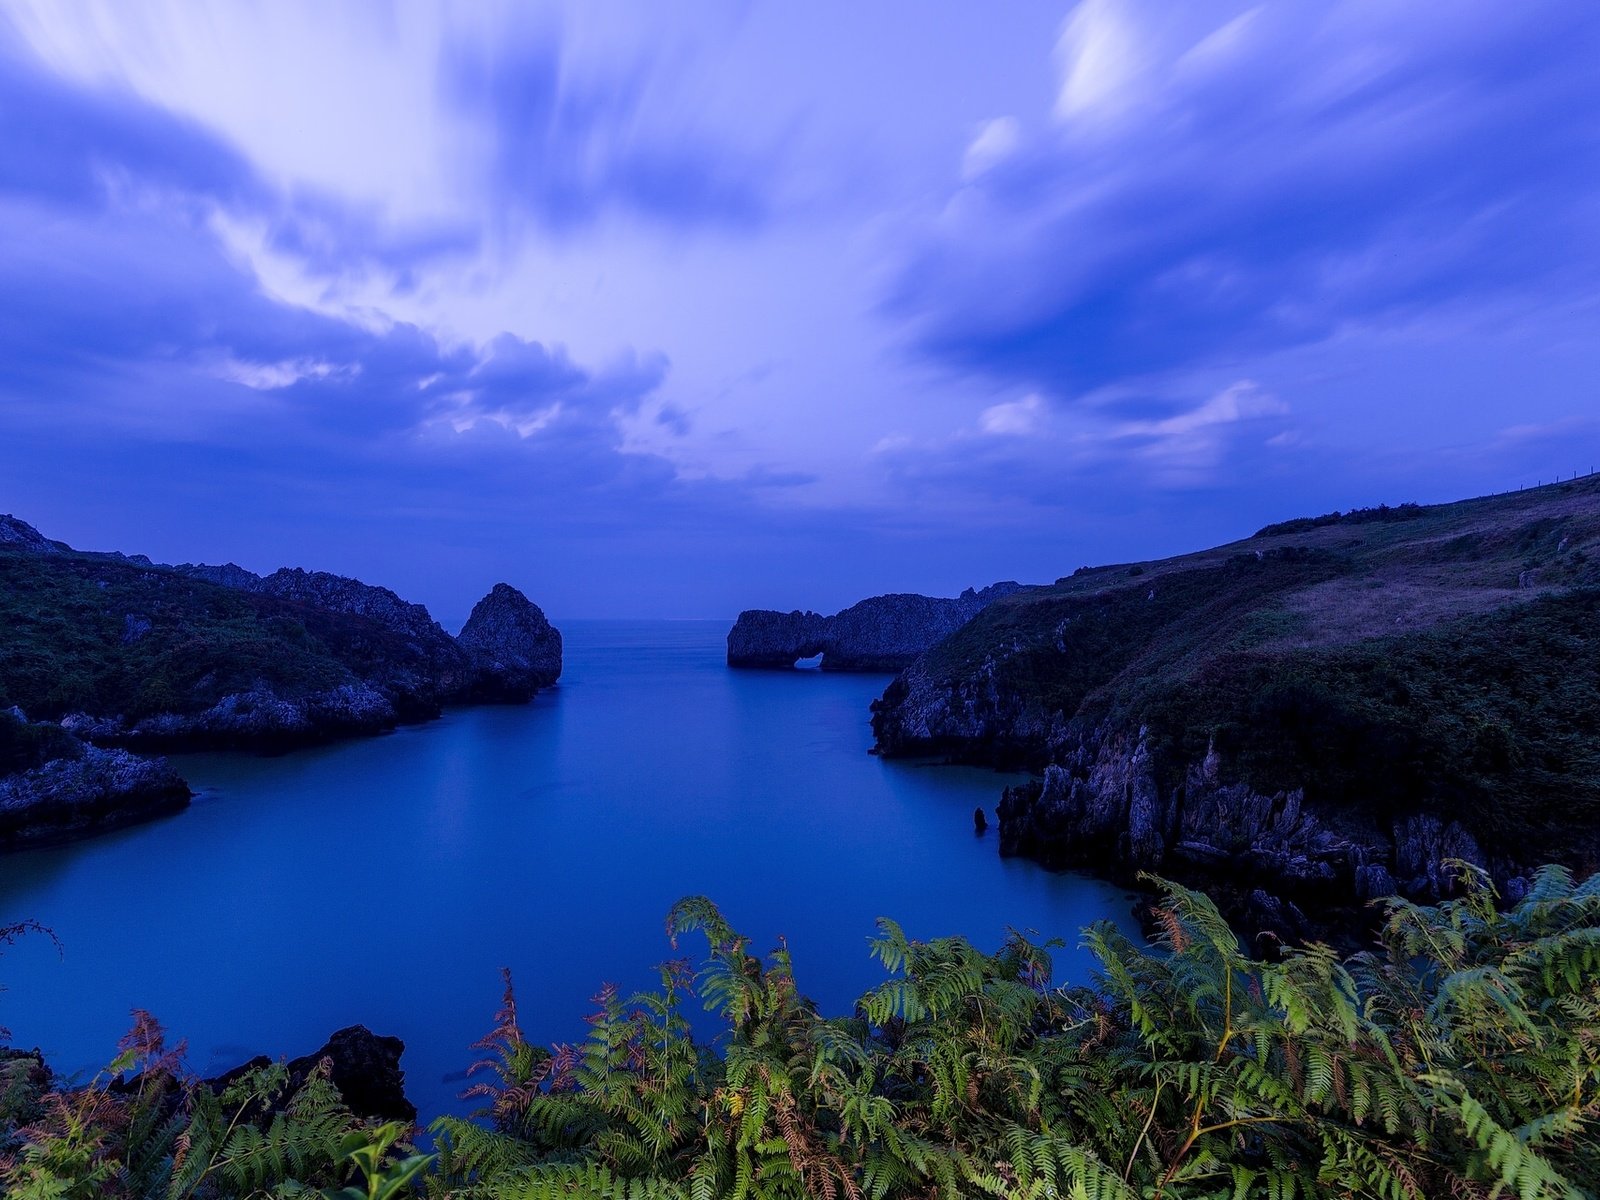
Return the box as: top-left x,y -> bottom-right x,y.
874,474 -> 1600,870
0,546 -> 445,732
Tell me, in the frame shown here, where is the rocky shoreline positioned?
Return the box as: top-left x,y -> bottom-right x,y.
872,479 -> 1600,946
0,514 -> 562,851
0,730 -> 192,849
4,1025 -> 415,1131
991,724 -> 1508,948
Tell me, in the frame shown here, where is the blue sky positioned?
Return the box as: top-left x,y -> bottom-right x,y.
1,1 -> 1597,620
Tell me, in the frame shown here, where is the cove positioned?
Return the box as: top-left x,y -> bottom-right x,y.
0,620 -> 1138,1119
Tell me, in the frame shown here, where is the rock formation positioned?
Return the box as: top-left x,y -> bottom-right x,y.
991,726 -> 1504,947
0,514 -> 67,555
0,517 -> 565,849
457,583 -> 563,699
207,1025 -> 416,1124
0,710 -> 190,849
727,583 -> 1027,670
872,476 -> 1600,945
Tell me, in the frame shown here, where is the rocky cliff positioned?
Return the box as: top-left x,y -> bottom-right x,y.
728,582 -> 1028,670
0,516 -> 564,848
872,478 -> 1600,944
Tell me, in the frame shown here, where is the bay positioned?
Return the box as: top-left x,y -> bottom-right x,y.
0,620 -> 1137,1118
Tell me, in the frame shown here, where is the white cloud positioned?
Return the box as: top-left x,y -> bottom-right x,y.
1117,380 -> 1288,479
212,357 -> 351,390
961,116 -> 1021,180
979,393 -> 1045,436
1054,0 -> 1144,122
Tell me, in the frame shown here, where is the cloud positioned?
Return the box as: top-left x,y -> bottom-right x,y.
442,28 -> 775,236
978,393 -> 1045,437
887,0 -> 1600,400
0,25 -> 673,486
961,117 -> 1022,181
1114,379 -> 1289,482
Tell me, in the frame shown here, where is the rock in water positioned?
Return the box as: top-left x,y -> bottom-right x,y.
727,583 -> 1028,670
0,714 -> 191,850
457,583 -> 563,700
973,806 -> 988,834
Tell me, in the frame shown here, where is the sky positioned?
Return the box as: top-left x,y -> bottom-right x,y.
1,1 -> 1598,621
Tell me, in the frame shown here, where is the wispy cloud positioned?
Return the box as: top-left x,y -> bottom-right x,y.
887,0 -> 1600,399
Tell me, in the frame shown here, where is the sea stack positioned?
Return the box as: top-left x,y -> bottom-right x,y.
457,583 -> 563,700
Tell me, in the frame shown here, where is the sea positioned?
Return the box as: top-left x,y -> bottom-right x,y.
0,620 -> 1138,1118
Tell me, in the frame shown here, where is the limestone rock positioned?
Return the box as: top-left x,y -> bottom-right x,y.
457,583 -> 563,699
0,743 -> 191,849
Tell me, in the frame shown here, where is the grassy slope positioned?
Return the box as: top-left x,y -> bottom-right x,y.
890,476 -> 1600,864
0,547 -> 439,725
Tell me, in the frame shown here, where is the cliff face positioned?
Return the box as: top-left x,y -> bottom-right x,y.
728,583 -> 1027,671
872,478 -> 1600,943
992,725 -> 1499,945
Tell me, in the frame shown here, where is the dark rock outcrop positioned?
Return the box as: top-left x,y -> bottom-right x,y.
208,1025 -> 415,1124
0,515 -> 66,556
171,561 -> 264,590
0,749 -> 190,848
993,726 -> 1516,948
728,583 -> 1027,671
256,568 -> 454,650
457,583 -> 563,699
0,711 -> 190,849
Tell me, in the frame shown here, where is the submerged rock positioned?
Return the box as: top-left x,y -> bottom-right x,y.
728,583 -> 1028,671
457,583 -> 563,699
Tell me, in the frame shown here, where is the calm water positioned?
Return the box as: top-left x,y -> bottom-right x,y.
0,621 -> 1136,1117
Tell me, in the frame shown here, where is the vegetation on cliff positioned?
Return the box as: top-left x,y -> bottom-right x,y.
4,866 -> 1599,1197
871,477 -> 1600,933
0,516 -> 561,849
0,546 -> 428,737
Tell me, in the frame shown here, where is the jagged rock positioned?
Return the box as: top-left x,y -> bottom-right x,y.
171,561 -> 264,589
989,718 -> 1526,947
0,743 -> 190,849
256,568 -> 452,649
209,1026 -> 415,1125
0,514 -> 66,555
457,583 -> 563,699
292,1026 -> 414,1123
726,609 -> 830,668
973,806 -> 988,834
728,583 -> 1028,671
